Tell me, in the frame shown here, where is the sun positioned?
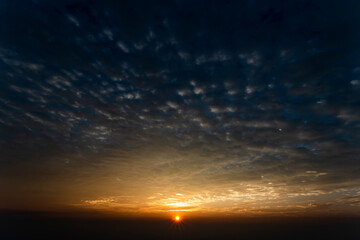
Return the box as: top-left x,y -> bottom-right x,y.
174,215 -> 181,222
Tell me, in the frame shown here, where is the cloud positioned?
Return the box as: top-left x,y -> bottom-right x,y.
0,0 -> 359,215
117,41 -> 130,53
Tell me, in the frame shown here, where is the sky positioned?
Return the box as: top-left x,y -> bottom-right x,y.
0,0 -> 360,218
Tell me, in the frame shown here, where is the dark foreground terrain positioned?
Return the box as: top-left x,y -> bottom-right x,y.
1,211 -> 360,240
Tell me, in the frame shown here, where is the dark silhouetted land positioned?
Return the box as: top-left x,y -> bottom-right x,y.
1,211 -> 360,240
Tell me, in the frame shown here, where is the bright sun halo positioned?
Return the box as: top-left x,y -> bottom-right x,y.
174,215 -> 181,222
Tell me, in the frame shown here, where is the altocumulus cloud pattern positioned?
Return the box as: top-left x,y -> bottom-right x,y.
0,0 -> 360,215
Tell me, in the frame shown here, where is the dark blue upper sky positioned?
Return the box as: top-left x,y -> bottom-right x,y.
0,0 -> 360,215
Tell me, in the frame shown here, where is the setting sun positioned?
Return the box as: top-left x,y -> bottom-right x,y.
174,216 -> 181,222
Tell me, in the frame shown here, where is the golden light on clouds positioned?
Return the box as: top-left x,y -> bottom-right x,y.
4,142 -> 358,217
74,180 -> 360,217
